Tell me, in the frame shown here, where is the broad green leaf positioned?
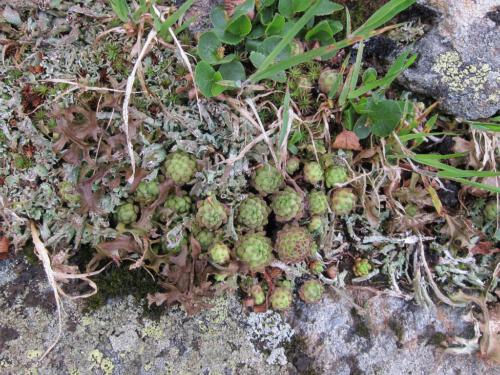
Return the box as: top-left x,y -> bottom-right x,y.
367,99 -> 405,137
211,71 -> 226,96
250,51 -> 266,68
353,116 -> 371,139
305,20 -> 336,42
250,0 -> 415,82
266,14 -> 286,36
247,24 -> 265,39
256,0 -> 323,76
231,0 -> 255,19
218,61 -> 246,81
195,61 -> 219,97
258,36 -> 291,61
314,0 -> 344,16
211,6 -> 227,30
259,6 -> 275,25
197,31 -> 235,64
226,15 -> 252,38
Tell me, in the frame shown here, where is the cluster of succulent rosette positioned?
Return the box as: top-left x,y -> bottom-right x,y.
113,148 -> 372,311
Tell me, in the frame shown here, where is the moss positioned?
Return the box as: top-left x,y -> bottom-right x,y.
84,265 -> 159,312
388,319 -> 405,344
427,332 -> 447,347
22,244 -> 39,266
350,308 -> 370,339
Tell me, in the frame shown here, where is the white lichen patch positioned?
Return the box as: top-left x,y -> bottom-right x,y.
432,51 -> 491,93
246,311 -> 295,366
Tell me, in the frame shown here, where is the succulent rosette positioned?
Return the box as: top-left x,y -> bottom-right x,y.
271,187 -> 303,222
308,190 -> 329,215
324,166 -> 347,188
275,225 -> 313,264
164,150 -> 197,185
237,195 -> 270,230
252,164 -> 283,195
196,197 -> 228,230
236,233 -> 273,270
330,188 -> 356,215
270,287 -> 293,310
299,280 -> 324,303
303,161 -> 324,185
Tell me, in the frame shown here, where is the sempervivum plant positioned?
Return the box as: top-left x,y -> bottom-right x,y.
164,150 -> 197,185
325,166 -> 347,188
196,196 -> 228,230
250,285 -> 265,306
209,242 -> 231,265
252,164 -> 283,195
308,190 -> 329,215
135,180 -> 160,205
318,69 -> 340,95
236,233 -> 273,271
286,157 -> 300,175
331,188 -> 356,215
165,193 -> 192,215
308,216 -> 323,232
270,287 -> 293,311
271,187 -> 303,222
303,161 -> 324,185
299,280 -> 324,303
194,228 -> 215,250
275,225 -> 313,264
116,202 -> 138,224
237,195 -> 270,230
353,258 -> 372,277
484,200 -> 498,221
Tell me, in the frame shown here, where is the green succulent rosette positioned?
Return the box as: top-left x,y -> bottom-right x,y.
164,150 -> 197,185
236,233 -> 273,271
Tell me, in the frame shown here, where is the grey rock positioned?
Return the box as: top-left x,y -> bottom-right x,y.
2,258 -> 500,374
399,0 -> 500,119
288,291 -> 500,374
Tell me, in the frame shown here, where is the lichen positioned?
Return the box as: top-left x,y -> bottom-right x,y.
432,51 -> 492,93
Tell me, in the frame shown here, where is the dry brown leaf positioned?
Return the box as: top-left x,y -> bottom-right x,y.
332,130 -> 362,151
0,236 -> 9,260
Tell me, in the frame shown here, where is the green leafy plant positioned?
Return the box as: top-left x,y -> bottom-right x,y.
193,0 -> 415,97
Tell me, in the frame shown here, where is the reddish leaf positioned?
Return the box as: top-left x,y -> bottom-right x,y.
332,130 -> 362,151
0,236 -> 9,260
470,242 -> 500,256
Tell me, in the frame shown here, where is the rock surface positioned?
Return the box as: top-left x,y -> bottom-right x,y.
399,0 -> 500,119
2,258 -> 500,374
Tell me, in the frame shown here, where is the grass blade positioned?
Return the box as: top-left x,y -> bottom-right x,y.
353,0 -> 416,36
110,0 -> 130,23
155,0 -> 195,40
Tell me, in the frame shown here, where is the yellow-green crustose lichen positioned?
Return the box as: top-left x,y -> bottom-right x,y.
432,51 -> 491,93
